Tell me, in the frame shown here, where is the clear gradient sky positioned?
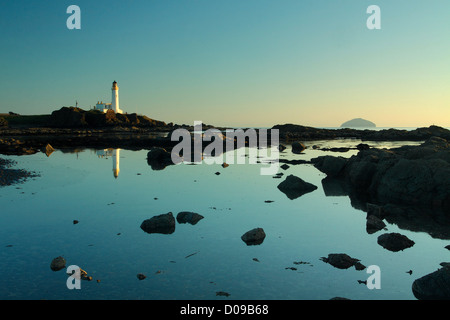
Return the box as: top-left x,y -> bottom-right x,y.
0,0 -> 449,128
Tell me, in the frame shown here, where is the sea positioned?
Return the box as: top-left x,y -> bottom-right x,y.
0,128 -> 449,301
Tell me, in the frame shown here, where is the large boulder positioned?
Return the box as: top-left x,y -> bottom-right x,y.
376,158 -> 450,208
412,264 -> 450,300
277,174 -> 317,200
140,212 -> 176,234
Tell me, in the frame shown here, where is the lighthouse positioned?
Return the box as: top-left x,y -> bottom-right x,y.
94,81 -> 124,114
111,81 -> 123,114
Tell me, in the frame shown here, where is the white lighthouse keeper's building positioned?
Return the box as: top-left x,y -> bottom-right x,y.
95,81 -> 124,114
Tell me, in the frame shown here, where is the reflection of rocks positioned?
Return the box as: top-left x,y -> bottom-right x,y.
0,157 -> 40,187
312,156 -> 347,177
0,138 -> 38,155
241,228 -> 266,246
366,215 -> 386,234
412,264 -> 450,300
321,176 -> 349,197
313,138 -> 450,239
176,212 -> 204,225
277,174 -> 317,200
311,137 -> 450,209
140,212 -> 176,234
377,233 -> 415,252
147,147 -> 177,170
363,203 -> 450,240
320,253 -> 365,270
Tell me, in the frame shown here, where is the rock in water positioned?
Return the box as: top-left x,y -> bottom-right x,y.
412,265 -> 450,300
292,141 -> 306,154
277,174 -> 317,200
147,147 -> 177,170
377,232 -> 415,252
140,212 -> 176,234
241,228 -> 266,246
41,144 -> 55,157
176,212 -> 204,225
50,256 -> 66,271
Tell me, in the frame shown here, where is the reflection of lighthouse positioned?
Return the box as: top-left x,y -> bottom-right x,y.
96,148 -> 121,179
113,149 -> 120,179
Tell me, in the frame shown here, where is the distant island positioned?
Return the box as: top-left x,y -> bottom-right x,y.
341,118 -> 376,128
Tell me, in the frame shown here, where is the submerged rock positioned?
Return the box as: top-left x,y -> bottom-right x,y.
137,273 -> 147,280
176,211 -> 204,225
377,232 -> 415,252
412,264 -> 450,300
140,212 -> 176,234
241,228 -> 266,246
277,174 -> 318,200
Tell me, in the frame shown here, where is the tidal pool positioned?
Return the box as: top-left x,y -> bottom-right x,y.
0,139 -> 447,300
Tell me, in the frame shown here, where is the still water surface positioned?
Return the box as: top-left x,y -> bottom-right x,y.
0,139 -> 447,300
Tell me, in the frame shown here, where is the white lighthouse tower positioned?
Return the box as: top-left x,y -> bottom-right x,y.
111,81 -> 123,114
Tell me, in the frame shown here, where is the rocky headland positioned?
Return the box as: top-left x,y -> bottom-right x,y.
311,136 -> 450,211
1,107 -> 450,157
